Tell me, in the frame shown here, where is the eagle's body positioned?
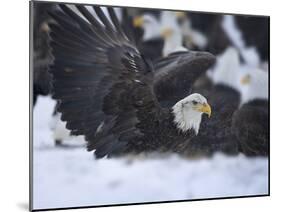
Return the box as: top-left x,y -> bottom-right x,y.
94,107 -> 197,157
49,5 -> 214,158
185,85 -> 240,157
184,48 -> 242,157
232,99 -> 269,156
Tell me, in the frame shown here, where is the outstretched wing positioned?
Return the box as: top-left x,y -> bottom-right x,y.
153,51 -> 215,107
49,4 -> 160,158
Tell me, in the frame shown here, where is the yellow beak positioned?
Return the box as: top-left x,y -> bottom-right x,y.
133,16 -> 144,27
161,28 -> 173,38
240,74 -> 251,85
197,103 -> 212,118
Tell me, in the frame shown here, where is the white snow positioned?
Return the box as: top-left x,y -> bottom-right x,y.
32,96 -> 268,210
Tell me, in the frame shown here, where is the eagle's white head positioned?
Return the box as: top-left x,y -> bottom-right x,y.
172,93 -> 211,135
133,12 -> 188,56
239,68 -> 268,105
210,47 -> 241,91
160,11 -> 187,56
133,14 -> 161,41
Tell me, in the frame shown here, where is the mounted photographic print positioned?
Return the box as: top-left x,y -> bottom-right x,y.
30,0 -> 269,211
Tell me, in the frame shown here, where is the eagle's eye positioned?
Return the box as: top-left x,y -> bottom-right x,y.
192,100 -> 198,105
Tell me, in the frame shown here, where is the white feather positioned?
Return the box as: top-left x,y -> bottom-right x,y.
210,47 -> 241,91
222,15 -> 260,67
240,68 -> 268,105
50,112 -> 85,144
141,15 -> 161,40
180,16 -> 207,49
172,93 -> 208,134
160,11 -> 187,56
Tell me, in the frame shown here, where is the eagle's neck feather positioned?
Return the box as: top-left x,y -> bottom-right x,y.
163,34 -> 185,57
172,102 -> 202,135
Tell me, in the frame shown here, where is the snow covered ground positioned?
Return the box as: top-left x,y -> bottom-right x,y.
32,96 -> 269,210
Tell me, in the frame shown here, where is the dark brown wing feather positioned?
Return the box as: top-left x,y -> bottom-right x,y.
49,4 -> 160,158
153,51 -> 215,107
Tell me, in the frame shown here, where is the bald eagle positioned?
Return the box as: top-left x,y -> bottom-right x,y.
131,13 -> 164,61
131,11 -> 187,60
48,5 -> 214,158
232,68 -> 269,156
